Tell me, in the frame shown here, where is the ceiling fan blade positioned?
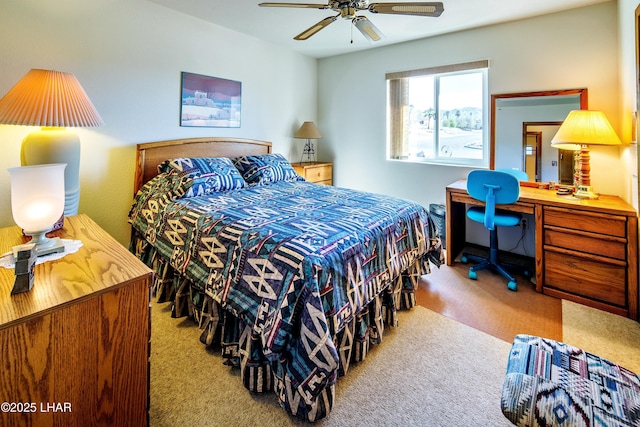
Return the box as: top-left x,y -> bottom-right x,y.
259,2 -> 330,9
352,16 -> 384,42
368,2 -> 444,17
294,15 -> 338,40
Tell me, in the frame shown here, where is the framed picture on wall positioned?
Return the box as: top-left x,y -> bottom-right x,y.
180,72 -> 241,127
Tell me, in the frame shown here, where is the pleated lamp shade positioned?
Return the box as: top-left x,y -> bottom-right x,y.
0,69 -> 104,217
0,69 -> 104,127
550,110 -> 621,199
551,110 -> 621,147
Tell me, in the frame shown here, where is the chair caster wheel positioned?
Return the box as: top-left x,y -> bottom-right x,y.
508,281 -> 517,291
461,255 -> 468,264
469,270 -> 477,280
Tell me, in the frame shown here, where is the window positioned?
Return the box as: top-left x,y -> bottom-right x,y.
386,60 -> 489,167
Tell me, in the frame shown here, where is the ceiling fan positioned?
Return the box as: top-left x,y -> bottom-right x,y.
258,1 -> 444,42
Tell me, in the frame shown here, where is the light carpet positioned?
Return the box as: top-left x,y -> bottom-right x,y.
150,302 -> 513,426
562,299 -> 640,374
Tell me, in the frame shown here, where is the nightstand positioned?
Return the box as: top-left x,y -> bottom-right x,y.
291,161 -> 333,185
0,214 -> 153,427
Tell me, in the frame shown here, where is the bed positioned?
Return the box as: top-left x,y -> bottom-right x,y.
129,137 -> 444,422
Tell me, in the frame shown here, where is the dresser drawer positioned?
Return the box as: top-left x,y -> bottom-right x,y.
292,162 -> 333,185
305,165 -> 332,182
544,226 -> 627,260
544,249 -> 627,307
544,206 -> 627,238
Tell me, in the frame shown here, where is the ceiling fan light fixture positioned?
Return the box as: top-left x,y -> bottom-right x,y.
260,1 -> 445,40
341,6 -> 357,18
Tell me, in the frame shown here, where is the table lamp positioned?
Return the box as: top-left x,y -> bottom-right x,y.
0,69 -> 104,216
549,140 -> 581,189
294,121 -> 322,163
550,110 -> 621,199
8,164 -> 67,257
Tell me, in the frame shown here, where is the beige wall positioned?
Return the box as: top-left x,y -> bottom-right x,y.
318,2 -> 623,207
0,0 -> 318,245
317,1 -> 623,256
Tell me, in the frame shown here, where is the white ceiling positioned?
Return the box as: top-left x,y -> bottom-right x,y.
147,0 -> 610,58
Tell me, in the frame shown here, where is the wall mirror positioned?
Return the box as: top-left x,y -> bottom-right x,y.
490,89 -> 588,182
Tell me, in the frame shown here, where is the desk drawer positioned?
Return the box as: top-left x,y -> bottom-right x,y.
544,206 -> 627,238
544,250 -> 627,307
544,226 -> 627,260
450,193 -> 535,214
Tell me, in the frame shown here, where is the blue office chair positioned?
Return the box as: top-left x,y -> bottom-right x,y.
461,170 -> 524,291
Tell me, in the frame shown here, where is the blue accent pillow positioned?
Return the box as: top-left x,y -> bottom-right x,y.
233,153 -> 303,185
158,157 -> 247,197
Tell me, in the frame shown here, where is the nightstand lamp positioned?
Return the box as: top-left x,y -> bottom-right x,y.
8,163 -> 67,257
0,69 -> 104,216
294,121 -> 322,163
551,110 -> 621,199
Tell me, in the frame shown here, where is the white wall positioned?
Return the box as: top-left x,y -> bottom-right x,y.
618,0 -> 640,211
0,0 -> 317,245
318,2 -> 621,256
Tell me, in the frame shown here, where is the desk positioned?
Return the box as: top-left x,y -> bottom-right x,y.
446,180 -> 638,320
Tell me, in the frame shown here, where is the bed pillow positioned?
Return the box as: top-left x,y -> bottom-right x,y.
129,171 -> 186,220
158,157 -> 247,196
233,153 -> 303,185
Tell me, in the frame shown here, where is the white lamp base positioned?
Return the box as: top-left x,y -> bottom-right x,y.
573,185 -> 599,200
21,127 -> 81,216
13,231 -> 65,258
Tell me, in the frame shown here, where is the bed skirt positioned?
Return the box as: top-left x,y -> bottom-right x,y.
131,231 -> 430,421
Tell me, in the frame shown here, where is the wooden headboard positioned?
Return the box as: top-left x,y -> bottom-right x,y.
133,137 -> 272,194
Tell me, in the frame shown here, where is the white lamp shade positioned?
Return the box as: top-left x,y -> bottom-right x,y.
8,164 -> 66,233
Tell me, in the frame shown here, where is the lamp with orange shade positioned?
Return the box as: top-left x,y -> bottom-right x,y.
0,69 -> 104,216
551,110 -> 621,199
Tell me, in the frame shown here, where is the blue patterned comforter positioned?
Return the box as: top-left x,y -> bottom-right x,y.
129,179 -> 442,421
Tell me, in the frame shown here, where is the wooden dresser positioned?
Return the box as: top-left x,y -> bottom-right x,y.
542,205 -> 632,315
292,162 -> 333,185
446,180 -> 638,320
0,214 -> 153,427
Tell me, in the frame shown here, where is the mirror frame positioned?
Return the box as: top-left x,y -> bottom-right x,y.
489,88 -> 588,169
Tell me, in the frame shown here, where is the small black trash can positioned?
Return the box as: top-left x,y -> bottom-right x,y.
429,203 -> 446,248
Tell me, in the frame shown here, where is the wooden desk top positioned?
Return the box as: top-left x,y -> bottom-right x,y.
0,214 -> 152,330
447,180 -> 637,217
